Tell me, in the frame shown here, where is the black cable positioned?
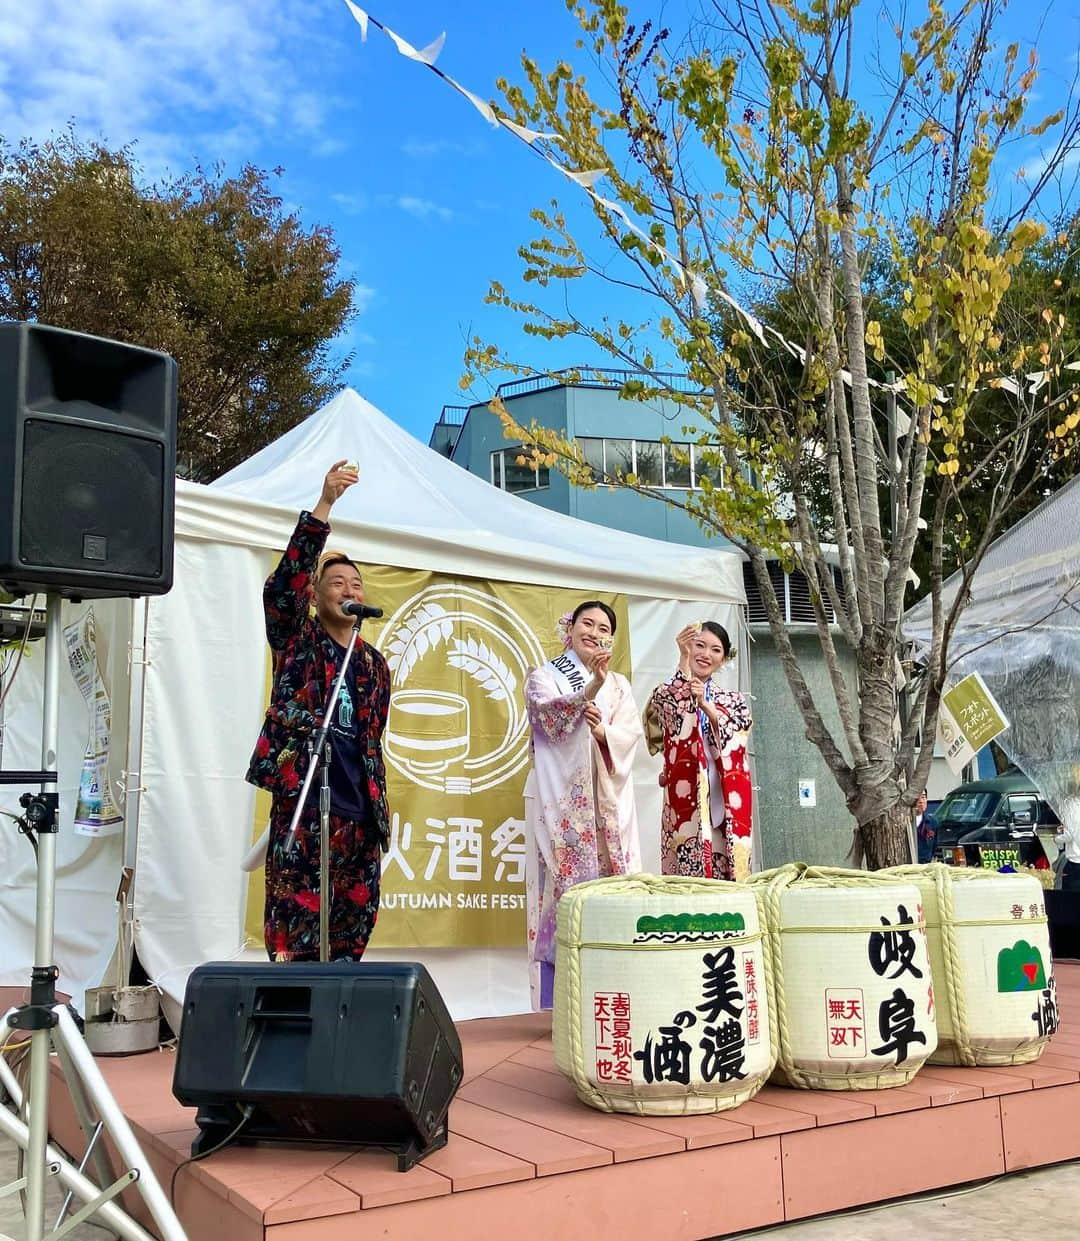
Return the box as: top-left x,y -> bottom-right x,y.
0,592 -> 40,714
169,1105 -> 254,1208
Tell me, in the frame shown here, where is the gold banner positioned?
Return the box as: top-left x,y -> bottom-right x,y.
245,566 -> 629,948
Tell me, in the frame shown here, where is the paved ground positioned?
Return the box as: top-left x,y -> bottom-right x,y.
0,1135 -> 122,1240
734,1159 -> 1080,1239
0,1137 -> 105,1239
0,1135 -> 1077,1239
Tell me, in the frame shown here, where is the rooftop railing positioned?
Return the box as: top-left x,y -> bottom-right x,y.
495,368 -> 703,400
434,404 -> 470,426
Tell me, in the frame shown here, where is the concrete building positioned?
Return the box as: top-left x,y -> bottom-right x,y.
430,370 -> 859,867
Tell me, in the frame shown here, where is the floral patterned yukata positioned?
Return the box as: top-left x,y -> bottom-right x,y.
650,671 -> 753,881
246,511 -> 391,962
524,649 -> 643,1008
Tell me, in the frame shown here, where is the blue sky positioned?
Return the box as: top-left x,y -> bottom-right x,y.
1,0 -> 1077,446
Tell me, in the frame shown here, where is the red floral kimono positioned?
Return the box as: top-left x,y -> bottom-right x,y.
649,672 -> 753,881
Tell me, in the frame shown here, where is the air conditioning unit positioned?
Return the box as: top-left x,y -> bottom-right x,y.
742,561 -> 840,626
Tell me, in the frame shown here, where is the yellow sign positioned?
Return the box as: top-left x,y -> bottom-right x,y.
938,672 -> 1010,775
245,566 -> 629,948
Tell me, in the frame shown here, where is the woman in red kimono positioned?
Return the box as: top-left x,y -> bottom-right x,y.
649,622 -> 753,881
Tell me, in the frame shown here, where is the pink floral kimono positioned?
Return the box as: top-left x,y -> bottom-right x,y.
524,650 -> 643,1008
649,671 -> 753,881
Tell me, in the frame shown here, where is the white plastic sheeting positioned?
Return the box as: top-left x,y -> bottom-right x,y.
904,475 -> 1080,840
1,389 -> 745,1021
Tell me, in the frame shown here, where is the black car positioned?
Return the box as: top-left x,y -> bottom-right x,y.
932,769 -> 1059,870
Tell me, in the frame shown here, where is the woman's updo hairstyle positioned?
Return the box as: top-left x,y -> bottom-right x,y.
571,600 -> 617,633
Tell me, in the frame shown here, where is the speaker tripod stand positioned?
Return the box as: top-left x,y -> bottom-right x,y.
0,596 -> 187,1241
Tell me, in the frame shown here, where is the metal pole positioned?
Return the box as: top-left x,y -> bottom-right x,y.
23,595 -> 62,1241
319,740 -> 331,962
282,622 -> 362,853
119,598 -> 151,988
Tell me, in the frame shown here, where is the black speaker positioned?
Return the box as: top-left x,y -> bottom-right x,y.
0,321 -> 177,600
172,961 -> 464,1170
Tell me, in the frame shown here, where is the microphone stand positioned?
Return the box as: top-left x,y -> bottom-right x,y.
282,615 -> 365,964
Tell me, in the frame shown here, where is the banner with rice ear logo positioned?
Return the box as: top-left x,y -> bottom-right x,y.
243,563 -> 629,948
64,608 -> 124,837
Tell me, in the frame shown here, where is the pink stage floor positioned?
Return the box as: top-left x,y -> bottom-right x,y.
14,961 -> 1080,1239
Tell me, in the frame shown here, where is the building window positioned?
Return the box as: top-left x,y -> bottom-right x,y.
664,443 -> 692,488
579,436 -> 606,480
606,438 -> 635,478
490,447 -> 550,492
692,445 -> 725,489
575,437 -> 724,489
634,440 -> 664,486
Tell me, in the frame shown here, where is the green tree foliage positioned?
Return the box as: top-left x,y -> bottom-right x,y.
723,214 -> 1080,593
465,0 -> 1080,866
0,131 -> 355,480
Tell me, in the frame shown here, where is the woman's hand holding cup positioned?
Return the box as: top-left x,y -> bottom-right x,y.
676,624 -> 698,677
585,649 -> 610,698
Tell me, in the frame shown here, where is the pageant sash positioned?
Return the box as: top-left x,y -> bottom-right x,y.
548,649 -> 588,695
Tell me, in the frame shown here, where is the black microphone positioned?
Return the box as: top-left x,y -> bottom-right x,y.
340,601 -> 384,620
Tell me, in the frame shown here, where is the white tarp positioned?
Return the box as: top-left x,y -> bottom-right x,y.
1,389 -> 745,1021
903,474 -> 1080,841
904,473 -> 1080,641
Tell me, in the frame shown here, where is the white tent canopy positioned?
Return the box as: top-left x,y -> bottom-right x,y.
1,390 -> 745,1022
209,388 -> 745,600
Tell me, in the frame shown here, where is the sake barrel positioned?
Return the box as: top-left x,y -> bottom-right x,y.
553,874 -> 774,1114
882,865 -> 1058,1066
749,866 -> 937,1089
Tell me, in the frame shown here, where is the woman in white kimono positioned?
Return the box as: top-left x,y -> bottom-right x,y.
524,601 -> 643,1009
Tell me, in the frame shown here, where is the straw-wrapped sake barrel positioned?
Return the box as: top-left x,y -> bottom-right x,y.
553,874 -> 774,1114
881,865 -> 1058,1066
748,866 -> 938,1089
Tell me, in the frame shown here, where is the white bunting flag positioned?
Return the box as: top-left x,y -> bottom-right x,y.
343,0 -> 369,40
446,75 -> 499,126
498,117 -> 564,145
559,166 -> 608,189
385,25 -> 446,67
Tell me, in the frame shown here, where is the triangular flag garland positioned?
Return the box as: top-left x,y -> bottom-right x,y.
339,2 -> 1075,432
339,3 -> 746,317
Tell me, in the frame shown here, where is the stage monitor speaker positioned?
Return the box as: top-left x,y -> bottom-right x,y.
172,961 -> 464,1170
0,321 -> 177,600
